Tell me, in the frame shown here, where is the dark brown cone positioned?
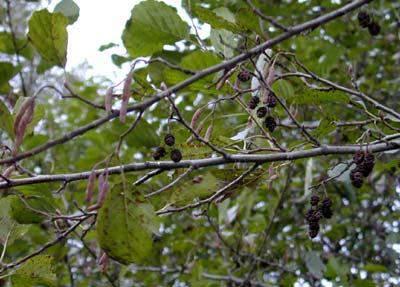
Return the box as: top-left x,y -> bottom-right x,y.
153,146 -> 166,160
265,116 -> 277,132
266,94 -> 277,108
238,70 -> 251,82
310,195 -> 320,206
353,150 -> 365,165
256,106 -> 267,118
368,21 -> 380,36
164,133 -> 175,146
358,11 -> 371,28
170,149 -> 182,163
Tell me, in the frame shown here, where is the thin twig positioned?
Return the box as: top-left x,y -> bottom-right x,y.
145,166 -> 195,198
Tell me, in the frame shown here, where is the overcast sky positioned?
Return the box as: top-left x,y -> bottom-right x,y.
48,0 -> 191,81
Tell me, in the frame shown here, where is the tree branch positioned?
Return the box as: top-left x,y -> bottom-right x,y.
0,141 -> 397,190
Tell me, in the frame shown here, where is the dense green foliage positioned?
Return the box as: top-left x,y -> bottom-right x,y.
0,0 -> 399,286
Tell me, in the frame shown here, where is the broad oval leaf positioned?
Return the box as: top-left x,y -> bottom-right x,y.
28,9 -> 68,67
122,0 -> 190,58
97,183 -> 159,264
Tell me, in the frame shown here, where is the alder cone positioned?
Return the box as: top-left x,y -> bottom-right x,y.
266,94 -> 277,108
153,146 -> 166,160
170,149 -> 182,163
353,150 -> 365,164
320,198 -> 333,219
350,170 -> 364,188
265,116 -> 277,132
357,11 -> 371,28
368,21 -> 380,36
321,198 -> 332,208
256,106 -> 267,118
310,194 -> 320,206
309,227 -> 319,238
237,70 -> 251,82
320,206 -> 333,219
247,96 -> 260,110
164,133 -> 175,146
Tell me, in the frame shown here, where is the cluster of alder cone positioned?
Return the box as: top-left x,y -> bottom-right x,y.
238,70 -> 277,133
358,11 -> 380,36
153,134 -> 182,162
306,195 -> 333,238
350,150 -> 375,188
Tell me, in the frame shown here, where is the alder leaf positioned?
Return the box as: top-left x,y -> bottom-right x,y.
305,251 -> 325,279
28,9 -> 68,67
193,6 -> 240,33
11,255 -> 57,287
122,0 -> 190,58
97,183 -> 159,264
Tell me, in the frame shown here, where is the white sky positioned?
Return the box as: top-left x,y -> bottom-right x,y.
48,0 -> 190,81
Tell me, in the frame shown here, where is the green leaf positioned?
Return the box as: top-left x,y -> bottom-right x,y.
11,255 -> 56,287
235,8 -> 263,34
193,6 -> 239,33
363,264 -> 388,273
0,32 -> 33,60
169,173 -> 218,205
10,185 -> 56,224
313,117 -> 336,138
122,0 -> 190,58
99,42 -> 118,52
180,50 -> 221,70
0,62 -> 20,87
111,54 -> 131,68
304,251 -> 325,279
325,257 -> 349,283
294,89 -> 349,105
209,7 -> 237,58
54,0 -> 80,24
28,9 -> 68,67
0,96 -> 14,139
327,162 -> 352,183
353,279 -> 376,287
97,183 -> 159,264
271,80 -> 295,99
0,198 -> 29,246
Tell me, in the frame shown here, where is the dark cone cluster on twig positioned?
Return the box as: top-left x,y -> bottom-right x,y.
153,133 -> 183,162
350,150 -> 375,188
305,195 -> 333,239
247,92 -> 278,133
357,11 -> 380,36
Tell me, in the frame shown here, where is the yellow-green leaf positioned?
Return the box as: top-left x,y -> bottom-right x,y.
28,9 -> 68,67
